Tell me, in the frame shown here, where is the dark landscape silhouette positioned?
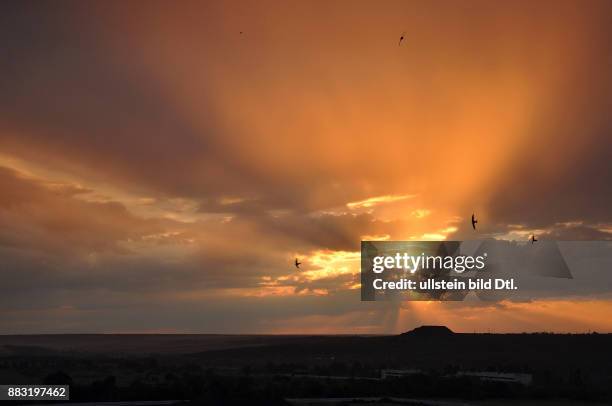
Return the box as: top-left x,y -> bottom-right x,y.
1,327 -> 611,405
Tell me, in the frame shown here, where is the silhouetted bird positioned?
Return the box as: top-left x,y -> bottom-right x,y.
295,258 -> 301,269
530,234 -> 538,244
471,213 -> 478,230
399,32 -> 406,46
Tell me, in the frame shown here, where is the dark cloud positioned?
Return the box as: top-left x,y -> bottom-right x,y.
0,166 -> 160,255
541,225 -> 612,241
0,2 -> 264,199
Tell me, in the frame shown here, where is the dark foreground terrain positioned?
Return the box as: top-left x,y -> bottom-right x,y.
1,327 -> 611,405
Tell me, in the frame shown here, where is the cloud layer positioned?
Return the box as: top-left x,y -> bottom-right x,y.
0,0 -> 611,333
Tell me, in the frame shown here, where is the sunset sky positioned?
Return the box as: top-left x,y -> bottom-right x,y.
1,0 -> 611,334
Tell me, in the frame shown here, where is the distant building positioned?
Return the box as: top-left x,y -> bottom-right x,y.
457,371 -> 533,386
380,369 -> 423,379
381,368 -> 533,386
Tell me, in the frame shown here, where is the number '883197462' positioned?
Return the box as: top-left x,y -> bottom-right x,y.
2,385 -> 68,400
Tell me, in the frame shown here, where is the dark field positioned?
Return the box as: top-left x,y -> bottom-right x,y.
0,334 -> 307,356
1,329 -> 611,405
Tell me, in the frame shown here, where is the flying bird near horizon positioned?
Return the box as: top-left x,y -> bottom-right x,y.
295,258 -> 301,269
471,213 -> 478,230
399,32 -> 406,46
530,234 -> 538,244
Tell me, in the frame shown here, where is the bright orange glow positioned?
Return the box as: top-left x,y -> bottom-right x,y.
0,1 -> 610,333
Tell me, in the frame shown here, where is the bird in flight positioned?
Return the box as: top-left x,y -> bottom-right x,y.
530,234 -> 538,244
471,213 -> 478,230
399,32 -> 406,46
295,258 -> 302,269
